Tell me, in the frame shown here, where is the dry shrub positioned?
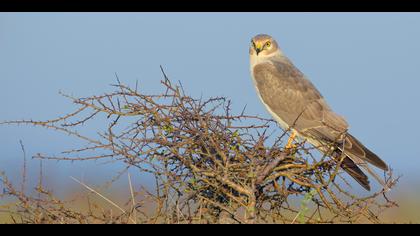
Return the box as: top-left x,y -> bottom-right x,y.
0,68 -> 398,224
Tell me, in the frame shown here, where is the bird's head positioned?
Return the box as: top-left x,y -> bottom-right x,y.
250,34 -> 280,57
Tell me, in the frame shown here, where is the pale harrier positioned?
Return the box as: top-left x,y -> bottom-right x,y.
249,34 -> 388,191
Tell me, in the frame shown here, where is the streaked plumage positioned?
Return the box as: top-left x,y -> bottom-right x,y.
249,34 -> 388,191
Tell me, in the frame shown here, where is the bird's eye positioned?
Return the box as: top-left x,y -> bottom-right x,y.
265,41 -> 271,47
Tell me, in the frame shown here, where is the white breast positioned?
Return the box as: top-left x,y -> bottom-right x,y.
250,73 -> 313,145
250,54 -> 291,131
250,71 -> 290,131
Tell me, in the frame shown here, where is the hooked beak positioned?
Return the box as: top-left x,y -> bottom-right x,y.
253,42 -> 262,55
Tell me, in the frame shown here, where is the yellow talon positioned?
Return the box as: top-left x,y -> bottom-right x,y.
285,130 -> 297,149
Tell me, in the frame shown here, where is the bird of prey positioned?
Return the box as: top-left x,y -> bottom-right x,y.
249,34 -> 389,191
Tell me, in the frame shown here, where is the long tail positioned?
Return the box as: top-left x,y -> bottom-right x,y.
335,154 -> 371,191
335,133 -> 389,191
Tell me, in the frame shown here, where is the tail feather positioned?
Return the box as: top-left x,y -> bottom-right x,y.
335,133 -> 389,191
335,153 -> 371,191
344,134 -> 388,171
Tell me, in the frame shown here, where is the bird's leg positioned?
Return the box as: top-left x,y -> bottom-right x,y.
285,130 -> 297,149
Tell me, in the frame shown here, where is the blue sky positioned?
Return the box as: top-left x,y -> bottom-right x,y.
1,13 -> 420,195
